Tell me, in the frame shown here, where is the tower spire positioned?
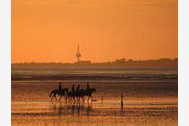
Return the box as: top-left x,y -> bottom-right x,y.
76,43 -> 81,63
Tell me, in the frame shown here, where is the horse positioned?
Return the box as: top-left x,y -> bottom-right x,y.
75,87 -> 96,104
85,88 -> 96,103
77,88 -> 87,103
49,88 -> 67,102
64,88 -> 76,104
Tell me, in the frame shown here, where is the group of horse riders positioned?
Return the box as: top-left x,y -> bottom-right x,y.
49,82 -> 96,104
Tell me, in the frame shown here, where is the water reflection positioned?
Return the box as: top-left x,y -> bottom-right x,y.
12,101 -> 177,126
51,102 -> 93,117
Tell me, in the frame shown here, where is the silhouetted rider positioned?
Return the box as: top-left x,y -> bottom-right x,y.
58,82 -> 62,92
86,83 -> 90,90
76,84 -> 80,95
76,84 -> 80,91
71,84 -> 75,93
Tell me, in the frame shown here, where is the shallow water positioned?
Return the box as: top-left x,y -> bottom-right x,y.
12,80 -> 177,126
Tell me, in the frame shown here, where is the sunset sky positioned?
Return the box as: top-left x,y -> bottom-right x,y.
12,0 -> 177,63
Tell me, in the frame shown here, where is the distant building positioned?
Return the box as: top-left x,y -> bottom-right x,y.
76,44 -> 81,63
75,44 -> 91,64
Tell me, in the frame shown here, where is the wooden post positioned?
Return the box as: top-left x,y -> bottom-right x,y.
121,93 -> 124,111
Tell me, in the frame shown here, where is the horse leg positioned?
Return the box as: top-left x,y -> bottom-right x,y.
74,97 -> 76,104
87,96 -> 90,104
51,96 -> 53,102
91,96 -> 93,104
68,96 -> 70,103
79,96 -> 81,104
76,96 -> 78,104
64,96 -> 66,104
72,96 -> 75,104
59,95 -> 62,102
88,96 -> 92,104
54,96 -> 57,102
66,96 -> 68,104
72,96 -> 74,104
75,96 -> 77,104
72,97 -> 73,104
78,97 -> 80,104
51,95 -> 56,103
68,96 -> 71,104
70,96 -> 72,104
82,97 -> 85,104
70,97 -> 72,104
77,96 -> 80,104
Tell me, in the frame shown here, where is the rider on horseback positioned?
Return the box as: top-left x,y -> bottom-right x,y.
71,84 -> 75,93
58,82 -> 62,92
71,84 -> 76,103
76,84 -> 80,102
86,83 -> 90,90
76,84 -> 80,92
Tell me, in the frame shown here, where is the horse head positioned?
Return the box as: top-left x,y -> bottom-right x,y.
49,88 -> 57,98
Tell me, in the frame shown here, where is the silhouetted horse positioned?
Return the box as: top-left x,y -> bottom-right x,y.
85,88 -> 96,103
65,89 -> 74,103
64,86 -> 96,104
49,88 -> 67,102
75,87 -> 96,104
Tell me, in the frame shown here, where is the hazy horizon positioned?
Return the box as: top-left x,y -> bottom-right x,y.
11,57 -> 177,64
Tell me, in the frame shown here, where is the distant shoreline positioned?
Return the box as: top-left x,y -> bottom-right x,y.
12,58 -> 177,70
12,58 -> 177,81
12,58 -> 177,65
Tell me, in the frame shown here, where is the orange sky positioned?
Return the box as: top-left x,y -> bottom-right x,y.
12,0 -> 177,63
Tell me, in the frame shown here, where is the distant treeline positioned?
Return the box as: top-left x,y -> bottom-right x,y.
12,58 -> 177,70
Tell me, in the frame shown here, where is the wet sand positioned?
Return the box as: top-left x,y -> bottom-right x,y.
12,80 -> 177,126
